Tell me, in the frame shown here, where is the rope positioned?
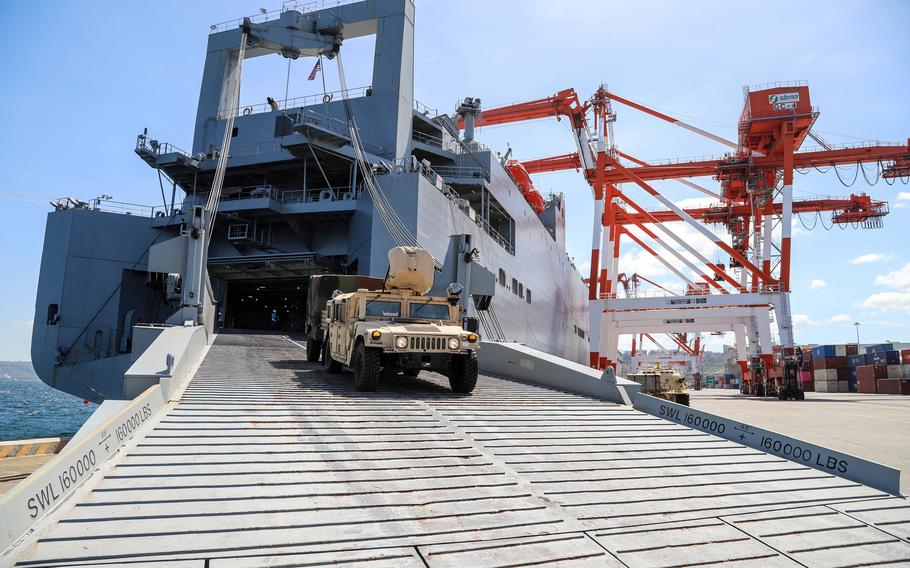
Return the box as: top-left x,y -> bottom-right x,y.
334,51 -> 443,270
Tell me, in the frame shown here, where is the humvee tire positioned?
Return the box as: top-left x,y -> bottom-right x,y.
402,369 -> 420,377
323,339 -> 342,374
306,339 -> 322,363
353,342 -> 381,391
449,355 -> 478,394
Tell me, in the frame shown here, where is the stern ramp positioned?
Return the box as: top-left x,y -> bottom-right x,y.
5,333 -> 910,567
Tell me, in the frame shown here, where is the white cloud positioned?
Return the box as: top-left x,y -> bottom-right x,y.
858,292 -> 910,315
791,313 -> 853,326
810,278 -> 827,289
897,191 -> 910,200
850,252 -> 894,265
874,262 -> 910,290
792,314 -> 812,326
894,203 -> 908,209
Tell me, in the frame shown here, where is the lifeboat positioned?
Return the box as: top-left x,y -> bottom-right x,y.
504,159 -> 546,214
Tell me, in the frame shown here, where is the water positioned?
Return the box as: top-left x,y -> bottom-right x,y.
0,377 -> 97,441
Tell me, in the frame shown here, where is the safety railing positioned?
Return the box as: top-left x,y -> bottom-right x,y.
432,165 -> 489,181
219,86 -> 371,119
280,185 -> 358,204
52,197 -> 170,219
135,133 -> 192,159
414,99 -> 438,117
744,80 -> 808,93
209,0 -> 359,33
411,130 -> 444,148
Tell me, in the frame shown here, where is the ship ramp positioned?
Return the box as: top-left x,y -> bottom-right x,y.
3,333 -> 910,567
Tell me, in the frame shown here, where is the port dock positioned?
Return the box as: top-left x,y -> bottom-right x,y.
3,333 -> 909,566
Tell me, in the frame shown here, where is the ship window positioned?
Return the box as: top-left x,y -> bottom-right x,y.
518,282 -> 524,298
526,289 -> 532,304
498,268 -> 506,286
511,277 -> 518,294
231,126 -> 239,138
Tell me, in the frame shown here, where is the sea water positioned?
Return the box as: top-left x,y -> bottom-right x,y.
0,377 -> 97,441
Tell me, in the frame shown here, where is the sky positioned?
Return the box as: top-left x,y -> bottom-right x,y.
1,0 -> 908,360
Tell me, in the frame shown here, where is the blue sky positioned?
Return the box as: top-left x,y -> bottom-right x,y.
1,0 -> 908,359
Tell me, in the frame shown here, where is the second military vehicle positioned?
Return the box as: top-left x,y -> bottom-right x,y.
322,247 -> 479,393
304,274 -> 384,362
626,364 -> 690,406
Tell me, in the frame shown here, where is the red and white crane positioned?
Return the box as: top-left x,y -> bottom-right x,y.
458,82 -> 908,397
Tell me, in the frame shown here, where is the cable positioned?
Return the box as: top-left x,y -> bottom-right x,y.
833,163 -> 858,187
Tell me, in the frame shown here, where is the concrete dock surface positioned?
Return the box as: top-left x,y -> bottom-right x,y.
690,388 -> 910,494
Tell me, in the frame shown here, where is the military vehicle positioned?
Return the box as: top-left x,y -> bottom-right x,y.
304,274 -> 384,362
322,247 -> 479,393
626,364 -> 690,406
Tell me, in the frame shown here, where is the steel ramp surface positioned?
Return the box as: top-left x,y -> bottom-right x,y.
7,333 -> 909,567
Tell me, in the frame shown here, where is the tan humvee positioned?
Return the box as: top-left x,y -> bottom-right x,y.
322,247 -> 479,393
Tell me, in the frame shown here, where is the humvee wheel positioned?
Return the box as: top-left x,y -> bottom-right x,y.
352,342 -> 381,392
403,369 -> 420,377
449,355 -> 478,394
306,339 -> 322,363
323,339 -> 342,374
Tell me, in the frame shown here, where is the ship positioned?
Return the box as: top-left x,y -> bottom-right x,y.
29,0 -> 589,403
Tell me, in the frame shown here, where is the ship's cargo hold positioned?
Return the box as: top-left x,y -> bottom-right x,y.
876,378 -> 910,395
846,354 -> 866,368
886,364 -> 903,378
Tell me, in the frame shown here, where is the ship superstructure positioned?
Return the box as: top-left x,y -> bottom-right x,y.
30,0 -> 588,402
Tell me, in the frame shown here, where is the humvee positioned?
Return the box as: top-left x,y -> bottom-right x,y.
626,365 -> 690,406
322,247 -> 479,393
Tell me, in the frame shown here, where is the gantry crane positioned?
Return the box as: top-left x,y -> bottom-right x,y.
457,82 -> 909,398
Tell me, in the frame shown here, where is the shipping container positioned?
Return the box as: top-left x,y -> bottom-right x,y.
815,380 -> 841,393
812,345 -> 836,358
866,343 -> 898,354
876,379 -> 910,395
902,349 -> 910,365
870,350 -> 901,365
801,379 -> 815,392
903,364 -> 910,379
834,345 -> 847,357
838,380 -> 849,393
846,354 -> 866,368
845,344 -> 859,356
856,365 -> 888,380
886,364 -> 903,378
813,369 -> 838,382
857,375 -> 877,393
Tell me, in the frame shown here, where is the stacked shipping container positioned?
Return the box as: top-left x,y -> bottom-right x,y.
856,344 -> 910,394
801,343 -> 910,394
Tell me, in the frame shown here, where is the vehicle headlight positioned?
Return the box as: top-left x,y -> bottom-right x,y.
467,333 -> 478,343
395,336 -> 408,349
371,330 -> 382,340
447,337 -> 461,350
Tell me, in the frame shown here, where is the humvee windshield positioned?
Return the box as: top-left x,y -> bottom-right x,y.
409,302 -> 450,320
364,300 -> 401,318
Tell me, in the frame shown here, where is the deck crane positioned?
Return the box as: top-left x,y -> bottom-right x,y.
459,83 -> 908,398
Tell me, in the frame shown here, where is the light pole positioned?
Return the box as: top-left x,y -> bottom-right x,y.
854,321 -> 861,345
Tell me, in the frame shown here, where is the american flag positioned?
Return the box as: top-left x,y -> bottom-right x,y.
307,59 -> 321,81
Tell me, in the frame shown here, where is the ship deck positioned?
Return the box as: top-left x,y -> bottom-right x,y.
7,333 -> 910,567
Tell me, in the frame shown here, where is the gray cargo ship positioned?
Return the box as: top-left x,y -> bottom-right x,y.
29,0 -> 588,402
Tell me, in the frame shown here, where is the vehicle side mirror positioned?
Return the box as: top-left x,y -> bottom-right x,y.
463,317 -> 479,333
